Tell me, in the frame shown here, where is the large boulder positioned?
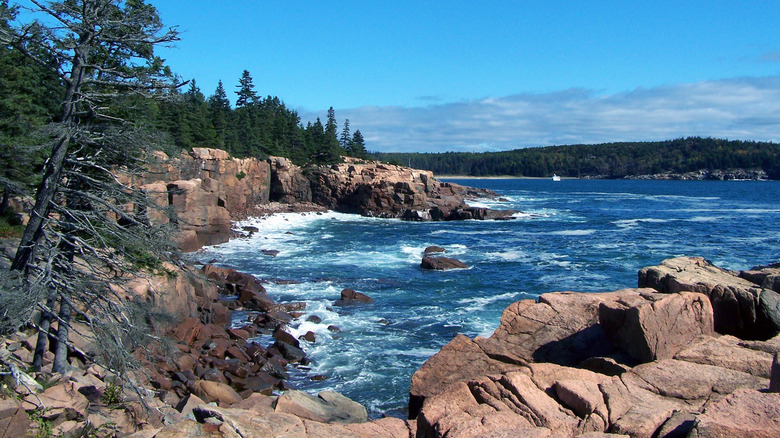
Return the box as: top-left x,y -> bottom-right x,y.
274,390 -> 368,424
639,256 -> 779,339
740,262 -> 780,292
674,335 -> 775,378
189,380 -> 243,405
409,334 -> 525,419
598,291 -> 714,363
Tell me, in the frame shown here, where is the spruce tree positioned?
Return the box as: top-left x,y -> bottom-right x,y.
235,70 -> 257,107
351,130 -> 367,158
207,80 -> 232,151
340,119 -> 351,151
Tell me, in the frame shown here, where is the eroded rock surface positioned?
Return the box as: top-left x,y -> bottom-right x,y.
410,257 -> 780,437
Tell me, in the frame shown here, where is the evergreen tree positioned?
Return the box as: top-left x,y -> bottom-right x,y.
235,70 -> 257,107
340,118 -> 351,151
325,106 -> 338,139
0,0 -> 58,215
351,129 -> 367,158
207,80 -> 231,150
182,80 -> 217,147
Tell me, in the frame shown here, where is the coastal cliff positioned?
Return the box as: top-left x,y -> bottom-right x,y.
144,148 -> 513,252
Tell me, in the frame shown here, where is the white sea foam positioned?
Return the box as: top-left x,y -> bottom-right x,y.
456,291 -> 520,311
485,249 -> 528,261
686,216 -> 721,222
549,229 -> 597,236
612,218 -> 672,229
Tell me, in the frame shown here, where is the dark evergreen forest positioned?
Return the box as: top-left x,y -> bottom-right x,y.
372,138 -> 780,179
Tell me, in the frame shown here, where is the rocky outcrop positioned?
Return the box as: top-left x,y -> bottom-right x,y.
638,256 -> 780,339
268,156 -> 313,203
624,168 -> 769,181
285,157 -> 515,221
410,257 -> 780,437
143,148 -> 271,252
144,150 -> 514,252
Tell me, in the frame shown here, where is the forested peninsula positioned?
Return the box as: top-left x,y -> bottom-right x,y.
372,137 -> 780,180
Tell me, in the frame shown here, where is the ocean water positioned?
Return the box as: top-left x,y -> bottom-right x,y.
192,178 -> 780,418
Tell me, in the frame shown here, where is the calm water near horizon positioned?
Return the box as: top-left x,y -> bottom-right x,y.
193,178 -> 780,418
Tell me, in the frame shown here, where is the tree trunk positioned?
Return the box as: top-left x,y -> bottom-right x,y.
32,292 -> 57,371
10,133 -> 70,272
51,292 -> 71,373
11,39 -> 86,273
0,187 -> 8,217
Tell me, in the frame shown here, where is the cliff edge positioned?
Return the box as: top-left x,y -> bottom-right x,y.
143,149 -> 514,252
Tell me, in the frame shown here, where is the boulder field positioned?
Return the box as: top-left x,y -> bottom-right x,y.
409,256 -> 780,438
141,148 -> 515,252
5,245 -> 778,437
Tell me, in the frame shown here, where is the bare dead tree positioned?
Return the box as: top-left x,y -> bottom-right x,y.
0,0 -> 184,384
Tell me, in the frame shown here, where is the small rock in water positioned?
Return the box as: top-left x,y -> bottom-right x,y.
311,375 -> 328,381
327,325 -> 341,333
424,246 -> 446,255
262,249 -> 280,257
307,315 -> 322,324
420,255 -> 468,270
333,288 -> 374,306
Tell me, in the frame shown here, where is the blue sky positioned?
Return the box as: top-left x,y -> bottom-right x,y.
150,1 -> 780,152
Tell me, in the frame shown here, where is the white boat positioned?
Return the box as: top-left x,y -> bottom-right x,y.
552,174 -> 561,181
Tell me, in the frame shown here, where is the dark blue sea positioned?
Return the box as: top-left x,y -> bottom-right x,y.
193,178 -> 780,418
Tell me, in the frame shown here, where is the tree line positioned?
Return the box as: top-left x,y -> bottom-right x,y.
372,137 -> 780,179
155,71 -> 368,164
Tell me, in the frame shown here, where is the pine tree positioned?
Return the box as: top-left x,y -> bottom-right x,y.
0,0 -> 59,216
325,106 -> 338,139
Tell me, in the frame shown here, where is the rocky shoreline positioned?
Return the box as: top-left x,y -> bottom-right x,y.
586,168 -> 770,181
1,148 -> 779,437
3,243 -> 778,437
142,148 -> 516,252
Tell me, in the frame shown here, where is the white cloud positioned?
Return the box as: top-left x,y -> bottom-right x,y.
303,76 -> 780,153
